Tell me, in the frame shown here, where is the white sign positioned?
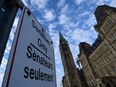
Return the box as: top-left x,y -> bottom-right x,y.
2,7 -> 56,87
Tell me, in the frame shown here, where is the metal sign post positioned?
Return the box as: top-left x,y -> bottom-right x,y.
0,0 -> 19,64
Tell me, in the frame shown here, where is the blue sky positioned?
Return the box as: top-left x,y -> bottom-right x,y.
0,0 -> 116,87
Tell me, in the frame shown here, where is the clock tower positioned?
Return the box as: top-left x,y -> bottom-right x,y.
59,32 -> 82,87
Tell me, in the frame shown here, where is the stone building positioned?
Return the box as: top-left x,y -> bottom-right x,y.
78,5 -> 116,87
59,32 -> 83,87
77,68 -> 89,87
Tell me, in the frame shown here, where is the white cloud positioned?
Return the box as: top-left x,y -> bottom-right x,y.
75,0 -> 84,5
71,28 -> 98,45
48,23 -> 61,65
13,17 -> 19,29
48,23 -> 64,87
22,0 -> 28,7
5,17 -> 19,53
69,43 -> 79,60
96,0 -> 111,6
0,58 -> 7,87
56,67 -> 64,87
78,11 -> 90,18
59,14 -> 70,25
43,9 -> 56,21
31,0 -> 49,9
0,58 -> 7,71
0,72 -> 4,87
58,4 -> 76,30
84,13 -> 97,27
5,40 -> 11,54
96,0 -> 105,5
49,24 -> 56,30
61,4 -> 69,14
109,0 -> 116,7
9,28 -> 16,41
57,0 -> 65,7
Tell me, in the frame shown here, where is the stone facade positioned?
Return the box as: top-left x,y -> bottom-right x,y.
59,32 -> 83,87
78,5 -> 116,87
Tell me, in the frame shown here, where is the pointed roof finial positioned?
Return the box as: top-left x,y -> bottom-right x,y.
59,32 -> 65,42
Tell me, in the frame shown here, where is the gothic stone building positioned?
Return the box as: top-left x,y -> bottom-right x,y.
78,5 -> 116,87
59,32 -> 83,87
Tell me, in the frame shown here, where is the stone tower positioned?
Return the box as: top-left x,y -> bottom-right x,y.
59,32 -> 82,87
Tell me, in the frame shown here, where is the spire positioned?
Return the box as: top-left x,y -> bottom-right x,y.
59,32 -> 65,42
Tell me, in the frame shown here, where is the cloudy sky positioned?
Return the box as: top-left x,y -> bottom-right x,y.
0,0 -> 116,87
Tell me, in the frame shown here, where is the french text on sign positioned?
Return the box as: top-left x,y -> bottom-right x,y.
2,7 -> 56,87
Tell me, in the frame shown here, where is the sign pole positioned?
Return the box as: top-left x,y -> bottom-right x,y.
0,0 -> 22,64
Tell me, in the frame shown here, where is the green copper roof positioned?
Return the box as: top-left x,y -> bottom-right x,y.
59,32 -> 65,42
